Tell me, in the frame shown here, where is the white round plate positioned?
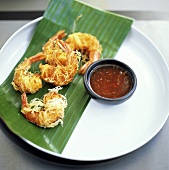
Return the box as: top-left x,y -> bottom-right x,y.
0,17 -> 169,162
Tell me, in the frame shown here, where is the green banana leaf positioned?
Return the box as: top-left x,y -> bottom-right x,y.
0,0 -> 133,154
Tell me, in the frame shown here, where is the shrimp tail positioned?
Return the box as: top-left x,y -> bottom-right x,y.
89,50 -> 101,62
78,61 -> 92,74
78,51 -> 100,74
21,92 -> 28,108
50,30 -> 67,41
28,52 -> 46,63
57,39 -> 72,53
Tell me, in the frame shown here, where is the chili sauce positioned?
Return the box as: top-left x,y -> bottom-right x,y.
90,65 -> 133,99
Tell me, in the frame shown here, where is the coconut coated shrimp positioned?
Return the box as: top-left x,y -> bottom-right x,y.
65,32 -> 102,74
42,30 -> 69,66
39,50 -> 79,86
39,30 -> 80,86
21,87 -> 67,128
12,53 -> 46,93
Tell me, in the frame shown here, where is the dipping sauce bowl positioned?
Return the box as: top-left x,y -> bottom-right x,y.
83,59 -> 137,104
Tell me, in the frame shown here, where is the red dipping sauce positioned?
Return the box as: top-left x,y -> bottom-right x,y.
90,65 -> 133,99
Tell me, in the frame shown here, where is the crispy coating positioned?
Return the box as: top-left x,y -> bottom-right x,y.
21,87 -> 67,128
43,30 -> 69,66
65,32 -> 102,74
39,31 -> 80,86
11,53 -> 45,93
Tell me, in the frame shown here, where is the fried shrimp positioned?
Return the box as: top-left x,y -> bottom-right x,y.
39,30 -> 80,86
21,87 -> 67,128
65,32 -> 102,74
42,30 -> 69,66
39,50 -> 80,86
12,53 -> 46,93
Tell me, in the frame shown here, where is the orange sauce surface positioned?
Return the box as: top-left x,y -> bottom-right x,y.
90,65 -> 133,99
